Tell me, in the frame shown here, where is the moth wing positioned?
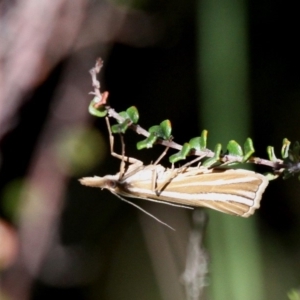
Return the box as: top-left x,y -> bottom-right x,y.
127,169 -> 268,217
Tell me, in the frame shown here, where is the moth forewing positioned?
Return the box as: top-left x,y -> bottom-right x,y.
123,167 -> 268,217
80,166 -> 269,217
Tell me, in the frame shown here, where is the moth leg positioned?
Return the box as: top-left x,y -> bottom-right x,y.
154,164 -> 179,196
155,171 -> 177,196
151,168 -> 157,192
177,155 -> 206,173
153,146 -> 170,165
155,156 -> 207,195
105,117 -> 142,164
120,134 -> 145,178
105,117 -> 143,178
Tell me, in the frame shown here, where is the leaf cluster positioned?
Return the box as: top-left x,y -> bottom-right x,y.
88,58 -> 300,181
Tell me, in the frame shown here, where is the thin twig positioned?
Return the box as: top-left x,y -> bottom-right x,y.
89,58 -> 287,172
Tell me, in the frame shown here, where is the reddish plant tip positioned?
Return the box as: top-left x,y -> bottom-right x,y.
94,91 -> 109,108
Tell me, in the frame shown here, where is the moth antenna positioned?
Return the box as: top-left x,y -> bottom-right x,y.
129,195 -> 194,209
112,192 -> 175,231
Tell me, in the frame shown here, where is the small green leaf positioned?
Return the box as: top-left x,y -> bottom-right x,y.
287,289 -> 300,300
189,137 -> 202,151
110,108 -> 138,134
227,140 -> 243,157
136,133 -> 158,149
119,111 -> 129,120
111,124 -> 121,134
202,143 -> 222,167
126,106 -> 139,124
149,120 -> 172,140
267,146 -> 277,162
264,172 -> 279,181
243,138 -> 255,162
111,120 -> 130,134
169,143 -> 191,163
281,138 -> 291,159
200,130 -> 208,148
160,120 -> 172,140
88,98 -> 107,117
149,125 -> 161,135
189,130 -> 208,151
115,107 -> 139,125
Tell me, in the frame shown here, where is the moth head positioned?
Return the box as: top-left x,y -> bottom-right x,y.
79,175 -> 118,191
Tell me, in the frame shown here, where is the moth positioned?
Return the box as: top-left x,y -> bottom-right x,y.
80,118 -> 269,222
80,164 -> 268,217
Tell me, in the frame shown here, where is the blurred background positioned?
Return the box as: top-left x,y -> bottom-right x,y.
1,0 -> 300,299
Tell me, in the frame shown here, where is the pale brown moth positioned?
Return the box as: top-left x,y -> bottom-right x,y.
80,118 -> 269,221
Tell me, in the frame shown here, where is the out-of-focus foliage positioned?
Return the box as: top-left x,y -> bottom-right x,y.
1,179 -> 24,221
288,289 -> 300,300
55,127 -> 106,176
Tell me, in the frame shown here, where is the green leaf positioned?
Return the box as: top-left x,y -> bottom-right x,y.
202,143 -> 222,167
160,120 -> 172,139
111,120 -> 130,134
149,120 -> 172,140
243,138 -> 255,162
136,133 -> 158,149
227,140 -> 243,157
189,130 -> 208,151
267,146 -> 277,162
148,125 -> 161,135
281,138 -> 291,159
287,289 -> 300,300
110,107 -> 139,134
88,98 -> 107,117
137,120 -> 171,152
169,143 -> 191,163
126,106 -> 139,124
118,111 -> 128,120
115,106 -> 139,126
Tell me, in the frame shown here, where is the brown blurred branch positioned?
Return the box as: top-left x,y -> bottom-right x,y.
0,0 -> 163,140
0,0 -> 88,138
0,1 -> 167,299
